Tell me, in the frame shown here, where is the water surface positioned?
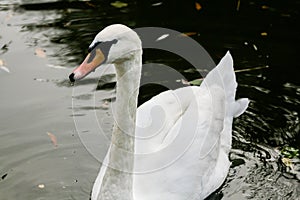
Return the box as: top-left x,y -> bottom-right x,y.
0,0 -> 299,199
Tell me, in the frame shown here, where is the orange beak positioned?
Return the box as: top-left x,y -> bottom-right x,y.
69,49 -> 105,82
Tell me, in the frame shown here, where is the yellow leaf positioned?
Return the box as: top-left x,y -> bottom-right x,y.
47,132 -> 58,147
236,0 -> 241,11
38,184 -> 45,189
261,32 -> 268,36
85,2 -> 96,8
35,48 -> 46,58
64,21 -> 72,27
0,59 -> 10,73
0,59 -> 4,66
253,44 -> 258,51
195,2 -> 202,11
282,157 -> 292,167
110,1 -> 128,8
182,32 -> 197,37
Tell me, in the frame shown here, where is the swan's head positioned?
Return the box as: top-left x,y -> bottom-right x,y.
69,24 -> 141,82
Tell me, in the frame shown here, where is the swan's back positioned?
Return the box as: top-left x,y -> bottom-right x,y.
133,52 -> 249,199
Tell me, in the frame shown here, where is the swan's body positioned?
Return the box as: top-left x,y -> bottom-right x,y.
69,24 -> 249,200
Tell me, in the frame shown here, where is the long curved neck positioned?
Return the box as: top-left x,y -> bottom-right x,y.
98,51 -> 142,200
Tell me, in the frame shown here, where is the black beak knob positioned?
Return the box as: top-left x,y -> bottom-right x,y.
69,73 -> 75,83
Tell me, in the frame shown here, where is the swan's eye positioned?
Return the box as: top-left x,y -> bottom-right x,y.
87,39 -> 118,63
88,39 -> 118,55
88,41 -> 102,53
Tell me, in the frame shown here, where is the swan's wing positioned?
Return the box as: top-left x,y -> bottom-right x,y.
133,52 -> 249,200
134,86 -> 223,200
135,86 -> 195,153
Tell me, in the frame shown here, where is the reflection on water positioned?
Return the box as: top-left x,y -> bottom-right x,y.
0,0 -> 299,199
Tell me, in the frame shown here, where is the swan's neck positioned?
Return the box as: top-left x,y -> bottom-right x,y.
99,51 -> 142,200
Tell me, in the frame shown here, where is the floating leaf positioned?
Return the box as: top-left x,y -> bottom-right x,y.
0,59 -> 10,73
85,1 -> 96,8
281,13 -> 291,17
234,65 -> 269,73
182,32 -> 197,37
0,66 -> 10,73
1,41 -> 12,54
47,132 -> 58,147
253,44 -> 258,51
181,79 -> 190,85
64,21 -> 72,27
261,32 -> 268,36
189,78 -> 203,86
34,78 -> 48,82
281,146 -> 299,159
1,173 -> 8,180
101,100 -> 110,110
236,0 -> 241,11
282,157 -> 293,167
110,1 -> 128,8
195,2 -> 202,11
152,2 -> 162,7
156,34 -> 169,41
35,48 -> 46,58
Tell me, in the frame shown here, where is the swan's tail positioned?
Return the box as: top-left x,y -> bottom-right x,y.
203,51 -> 249,117
199,52 -> 249,197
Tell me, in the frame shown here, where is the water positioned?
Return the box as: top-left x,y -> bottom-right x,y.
0,0 -> 299,199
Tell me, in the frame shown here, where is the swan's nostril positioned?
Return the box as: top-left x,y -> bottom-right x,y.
69,73 -> 75,82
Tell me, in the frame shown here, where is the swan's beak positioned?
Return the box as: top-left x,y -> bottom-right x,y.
69,49 -> 105,82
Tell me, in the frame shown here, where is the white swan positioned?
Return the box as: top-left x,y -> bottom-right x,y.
69,24 -> 249,200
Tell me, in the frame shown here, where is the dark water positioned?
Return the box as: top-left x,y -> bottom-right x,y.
0,0 -> 299,199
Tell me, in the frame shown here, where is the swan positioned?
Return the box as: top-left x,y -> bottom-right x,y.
69,24 -> 249,200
